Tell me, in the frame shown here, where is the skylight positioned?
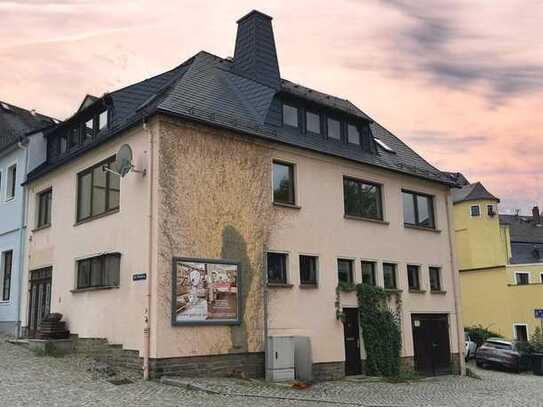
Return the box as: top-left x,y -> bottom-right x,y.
374,137 -> 395,153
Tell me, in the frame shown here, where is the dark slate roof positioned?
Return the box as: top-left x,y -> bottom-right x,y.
0,101 -> 56,153
443,171 -> 470,186
500,214 -> 543,243
509,242 -> 543,264
452,182 -> 500,204
26,11 -> 455,187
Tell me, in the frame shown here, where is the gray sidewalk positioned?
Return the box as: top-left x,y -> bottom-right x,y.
1,338 -> 542,407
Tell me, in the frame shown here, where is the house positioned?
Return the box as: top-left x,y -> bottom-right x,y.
452,179 -> 543,341
0,101 -> 55,335
21,10 -> 464,379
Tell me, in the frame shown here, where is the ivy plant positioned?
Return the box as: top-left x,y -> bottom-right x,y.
356,284 -> 402,377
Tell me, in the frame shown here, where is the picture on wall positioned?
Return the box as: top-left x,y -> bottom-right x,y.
172,257 -> 240,325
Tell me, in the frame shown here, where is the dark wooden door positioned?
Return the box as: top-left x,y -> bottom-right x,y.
28,267 -> 52,338
412,314 -> 451,376
343,308 -> 362,375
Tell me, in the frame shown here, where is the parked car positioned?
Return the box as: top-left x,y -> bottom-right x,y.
476,337 -> 531,373
465,332 -> 477,361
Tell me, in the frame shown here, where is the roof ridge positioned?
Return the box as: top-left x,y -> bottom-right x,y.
0,99 -> 55,121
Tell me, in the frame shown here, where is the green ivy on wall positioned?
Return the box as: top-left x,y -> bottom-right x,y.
356,284 -> 402,377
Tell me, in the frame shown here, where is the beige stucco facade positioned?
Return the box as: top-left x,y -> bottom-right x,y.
22,122 -> 153,352
22,114 -> 462,372
265,141 -> 461,363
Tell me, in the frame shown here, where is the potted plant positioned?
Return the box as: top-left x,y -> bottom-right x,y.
529,327 -> 543,375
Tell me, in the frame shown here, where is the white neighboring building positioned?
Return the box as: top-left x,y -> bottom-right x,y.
0,101 -> 55,335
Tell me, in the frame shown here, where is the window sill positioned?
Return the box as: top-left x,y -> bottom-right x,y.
273,202 -> 301,210
299,283 -> 318,289
430,290 -> 447,295
267,283 -> 293,288
74,208 -> 119,226
404,224 -> 441,233
32,224 -> 51,233
384,288 -> 402,294
408,289 -> 426,294
344,215 -> 389,225
70,286 -> 119,294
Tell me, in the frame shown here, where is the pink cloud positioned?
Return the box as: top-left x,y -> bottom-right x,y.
1,0 -> 542,213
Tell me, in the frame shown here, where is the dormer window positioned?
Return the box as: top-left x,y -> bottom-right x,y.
69,127 -> 80,149
306,111 -> 320,134
84,118 -> 94,142
282,104 -> 298,128
347,124 -> 360,145
327,117 -> 341,140
59,134 -> 68,154
98,110 -> 108,131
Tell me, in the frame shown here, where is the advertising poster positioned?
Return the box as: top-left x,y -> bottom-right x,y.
172,257 -> 240,325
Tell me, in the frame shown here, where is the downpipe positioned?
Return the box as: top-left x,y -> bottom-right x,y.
446,192 -> 466,375
143,120 -> 154,380
16,137 -> 29,337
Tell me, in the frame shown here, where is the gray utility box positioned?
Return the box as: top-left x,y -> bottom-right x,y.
266,336 -> 295,382
294,336 -> 312,382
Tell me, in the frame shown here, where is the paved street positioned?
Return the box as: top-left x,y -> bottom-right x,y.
1,338 -> 542,407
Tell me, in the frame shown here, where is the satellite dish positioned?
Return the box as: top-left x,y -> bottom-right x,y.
115,144 -> 134,177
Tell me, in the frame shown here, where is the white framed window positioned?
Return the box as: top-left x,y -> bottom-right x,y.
266,251 -> 290,285
299,254 -> 319,286
514,272 -> 530,285
98,110 -> 108,131
1,250 -> 13,301
5,164 -> 16,201
513,323 -> 529,342
487,204 -> 496,217
540,272 -> 543,284
470,204 -> 480,217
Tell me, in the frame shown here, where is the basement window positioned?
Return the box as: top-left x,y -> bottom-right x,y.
407,265 -> 421,290
299,255 -> 318,286
362,261 -> 376,286
429,267 -> 442,291
267,252 -> 288,285
337,259 -> 354,284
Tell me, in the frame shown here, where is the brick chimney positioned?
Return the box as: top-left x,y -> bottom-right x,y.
532,206 -> 540,225
232,10 -> 281,89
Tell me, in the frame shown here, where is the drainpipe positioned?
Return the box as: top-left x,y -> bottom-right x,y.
263,249 -> 269,379
16,137 -> 30,337
445,191 -> 466,375
143,120 -> 154,380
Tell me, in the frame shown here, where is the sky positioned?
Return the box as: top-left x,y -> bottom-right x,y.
1,0 -> 542,214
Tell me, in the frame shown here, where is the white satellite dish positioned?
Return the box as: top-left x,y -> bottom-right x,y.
115,144 -> 134,177
104,144 -> 146,177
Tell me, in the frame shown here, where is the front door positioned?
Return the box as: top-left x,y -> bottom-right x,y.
27,267 -> 52,338
412,313 -> 451,375
343,308 -> 362,375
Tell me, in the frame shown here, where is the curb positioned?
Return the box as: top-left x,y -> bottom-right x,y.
160,376 -> 398,406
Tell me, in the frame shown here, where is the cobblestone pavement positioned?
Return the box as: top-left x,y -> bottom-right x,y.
1,337 -> 542,407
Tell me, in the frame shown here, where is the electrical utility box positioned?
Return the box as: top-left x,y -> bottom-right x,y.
266,336 -> 295,382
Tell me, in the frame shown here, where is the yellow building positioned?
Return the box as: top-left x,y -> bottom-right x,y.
452,179 -> 543,342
